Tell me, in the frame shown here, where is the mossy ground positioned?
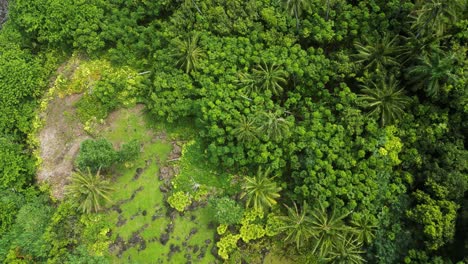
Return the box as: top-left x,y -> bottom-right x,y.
96,108 -> 218,263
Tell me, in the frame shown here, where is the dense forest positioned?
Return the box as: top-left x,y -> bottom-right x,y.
0,0 -> 467,263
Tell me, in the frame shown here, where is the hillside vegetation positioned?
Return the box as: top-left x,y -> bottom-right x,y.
0,0 -> 467,263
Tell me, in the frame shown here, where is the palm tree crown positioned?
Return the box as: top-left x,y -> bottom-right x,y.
241,167 -> 281,213
278,201 -> 314,250
231,115 -> 259,143
358,76 -> 411,126
172,34 -> 205,74
407,52 -> 458,97
66,168 -> 113,214
354,35 -> 400,72
252,62 -> 289,96
256,111 -> 291,141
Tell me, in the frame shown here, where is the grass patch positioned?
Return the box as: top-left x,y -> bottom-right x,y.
95,107 -> 218,263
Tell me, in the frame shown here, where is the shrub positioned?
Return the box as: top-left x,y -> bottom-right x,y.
75,139 -> 118,173
209,197 -> 244,225
167,191 -> 191,212
118,140 -> 140,162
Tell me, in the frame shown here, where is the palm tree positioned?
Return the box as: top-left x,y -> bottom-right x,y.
358,76 -> 411,126
252,62 -> 289,96
66,168 -> 113,214
411,0 -> 466,38
328,234 -> 365,264
350,214 -> 377,245
172,34 -> 205,74
277,201 -> 314,250
256,111 -> 291,141
284,0 -> 312,31
400,31 -> 442,64
235,71 -> 258,95
231,115 -> 259,143
309,203 -> 352,258
354,35 -> 400,72
241,167 -> 281,212
407,52 -> 458,97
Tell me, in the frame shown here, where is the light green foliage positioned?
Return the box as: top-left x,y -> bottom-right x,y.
407,186 -> 459,250
217,233 -> 241,260
65,169 -> 113,214
210,197 -> 244,225
241,167 -> 281,212
76,139 -> 118,173
167,191 -> 192,212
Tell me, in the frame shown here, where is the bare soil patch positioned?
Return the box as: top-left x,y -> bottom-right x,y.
36,93 -> 89,199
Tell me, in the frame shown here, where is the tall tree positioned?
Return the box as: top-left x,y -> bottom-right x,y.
65,169 -> 113,214
241,167 -> 281,213
358,76 -> 411,126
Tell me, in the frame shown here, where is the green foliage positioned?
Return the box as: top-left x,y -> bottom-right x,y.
167,191 -> 192,212
407,187 -> 459,251
252,61 -> 289,96
354,34 -> 400,73
277,201 -> 314,250
210,197 -> 244,225
0,138 -> 35,189
65,169 -> 113,214
0,196 -> 53,263
76,139 -> 118,173
407,51 -> 458,97
117,139 -> 140,162
241,167 -> 282,212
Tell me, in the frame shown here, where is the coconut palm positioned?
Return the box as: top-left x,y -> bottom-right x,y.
284,0 -> 313,30
235,71 -> 258,95
358,76 -> 411,126
241,167 -> 281,212
278,201 -> 314,250
350,214 -> 377,245
411,0 -> 466,38
231,115 -> 259,143
172,34 -> 205,74
252,62 -> 289,96
256,111 -> 291,141
407,51 -> 458,97
328,234 -> 366,264
354,35 -> 400,72
66,168 -> 113,214
309,203 -> 352,258
400,31 -> 442,64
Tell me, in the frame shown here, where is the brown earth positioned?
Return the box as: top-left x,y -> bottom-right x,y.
36,93 -> 89,199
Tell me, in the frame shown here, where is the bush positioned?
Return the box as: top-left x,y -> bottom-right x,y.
118,140 -> 140,162
209,197 -> 244,225
75,139 -> 118,173
167,191 -> 191,212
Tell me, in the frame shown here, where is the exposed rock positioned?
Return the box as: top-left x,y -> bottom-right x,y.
160,233 -> 169,245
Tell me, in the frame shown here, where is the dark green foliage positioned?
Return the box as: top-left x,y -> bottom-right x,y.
0,195 -> 53,262
76,139 -> 118,172
358,76 -> 412,126
210,197 -> 244,225
0,137 -> 35,189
